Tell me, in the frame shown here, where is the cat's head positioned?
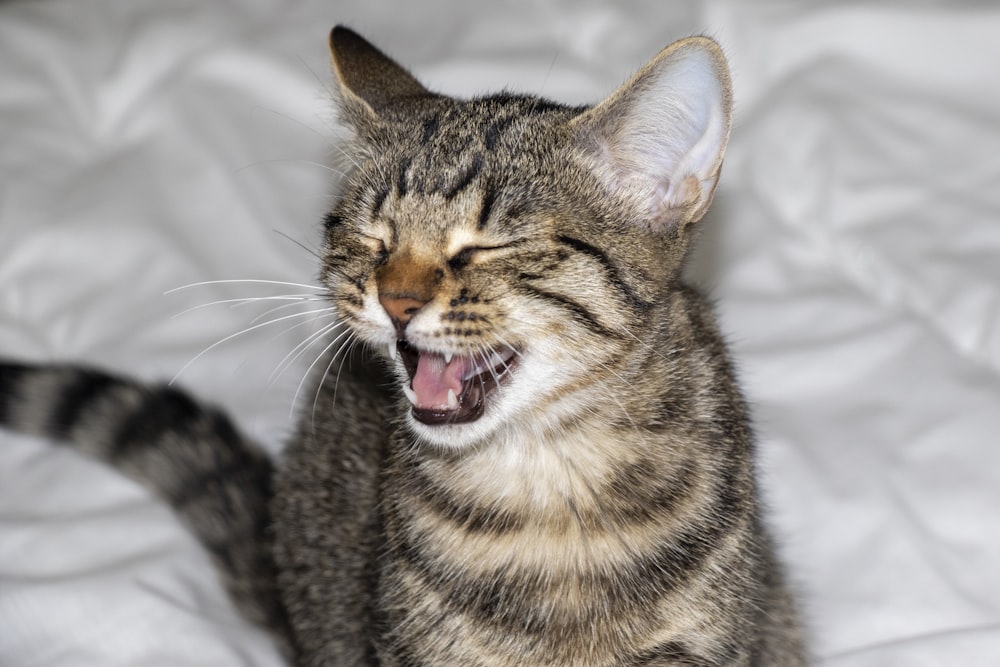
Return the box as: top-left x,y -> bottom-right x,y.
321,26 -> 731,449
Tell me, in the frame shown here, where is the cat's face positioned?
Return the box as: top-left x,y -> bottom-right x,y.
323,98 -> 656,448
319,28 -> 731,449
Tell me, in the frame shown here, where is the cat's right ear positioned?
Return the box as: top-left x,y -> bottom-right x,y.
329,26 -> 431,123
571,37 -> 732,232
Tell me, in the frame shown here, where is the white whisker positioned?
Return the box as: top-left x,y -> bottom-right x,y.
489,331 -> 524,361
269,319 -> 345,385
165,279 -> 326,295
169,294 -> 318,320
170,307 -> 334,385
235,157 -> 350,179
291,326 -> 356,417
248,298 -> 328,326
313,335 -> 361,424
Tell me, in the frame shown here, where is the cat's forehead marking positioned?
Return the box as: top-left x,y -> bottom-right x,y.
387,187 -> 486,248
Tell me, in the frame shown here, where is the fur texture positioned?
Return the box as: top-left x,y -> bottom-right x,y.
0,26 -> 804,666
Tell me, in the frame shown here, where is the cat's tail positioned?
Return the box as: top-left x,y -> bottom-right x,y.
0,359 -> 296,657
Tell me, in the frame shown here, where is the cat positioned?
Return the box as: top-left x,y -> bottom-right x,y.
0,25 -> 805,666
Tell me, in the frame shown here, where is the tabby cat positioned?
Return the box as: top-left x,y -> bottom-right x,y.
0,26 -> 805,666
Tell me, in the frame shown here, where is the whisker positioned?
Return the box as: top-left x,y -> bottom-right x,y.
489,331 -> 524,361
269,318 -> 345,385
235,157 -> 350,179
313,334 -> 361,424
291,326 -> 356,417
478,340 -> 504,388
169,294 -> 318,320
295,54 -> 337,108
165,279 -> 326,295
273,229 -> 322,260
250,95 -> 333,139
170,307 -> 334,385
248,298 -> 328,326
257,307 -> 338,349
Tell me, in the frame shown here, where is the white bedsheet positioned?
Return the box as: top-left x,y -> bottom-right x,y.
2,1 -> 998,665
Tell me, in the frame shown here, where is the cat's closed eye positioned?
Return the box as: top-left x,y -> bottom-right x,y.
447,247 -> 477,271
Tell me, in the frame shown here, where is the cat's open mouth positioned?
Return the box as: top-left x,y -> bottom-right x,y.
395,341 -> 517,425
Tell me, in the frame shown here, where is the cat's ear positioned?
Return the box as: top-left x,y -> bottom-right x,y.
572,37 -> 732,231
328,26 -> 431,121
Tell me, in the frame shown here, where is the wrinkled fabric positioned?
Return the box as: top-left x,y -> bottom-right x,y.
1,1 -> 998,665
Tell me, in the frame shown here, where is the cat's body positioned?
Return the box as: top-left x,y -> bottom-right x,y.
0,27 -> 804,667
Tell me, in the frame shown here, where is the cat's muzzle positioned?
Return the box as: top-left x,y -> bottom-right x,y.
395,341 -> 517,425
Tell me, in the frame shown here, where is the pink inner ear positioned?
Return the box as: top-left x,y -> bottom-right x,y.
411,352 -> 470,409
575,39 -> 731,230
656,174 -> 702,215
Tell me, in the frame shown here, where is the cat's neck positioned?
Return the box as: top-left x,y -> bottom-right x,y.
395,410 -> 694,534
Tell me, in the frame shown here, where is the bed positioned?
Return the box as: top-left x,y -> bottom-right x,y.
2,1 -> 998,664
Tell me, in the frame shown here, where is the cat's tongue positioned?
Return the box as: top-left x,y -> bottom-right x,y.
411,351 -> 471,410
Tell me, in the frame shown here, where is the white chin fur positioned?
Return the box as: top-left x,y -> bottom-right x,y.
404,392 -> 509,449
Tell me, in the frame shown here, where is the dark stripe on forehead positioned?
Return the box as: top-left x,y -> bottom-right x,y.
524,97 -> 574,115
371,186 -> 389,217
442,154 -> 483,200
396,156 -> 412,197
478,186 -> 497,229
484,115 -> 517,151
420,114 -> 440,145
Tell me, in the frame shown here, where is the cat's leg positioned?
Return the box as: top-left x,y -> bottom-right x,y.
271,348 -> 394,667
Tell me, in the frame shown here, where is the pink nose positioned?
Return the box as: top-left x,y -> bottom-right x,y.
378,293 -> 428,325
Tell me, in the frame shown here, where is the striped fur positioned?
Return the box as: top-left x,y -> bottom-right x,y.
0,361 -> 295,656
0,26 -> 805,667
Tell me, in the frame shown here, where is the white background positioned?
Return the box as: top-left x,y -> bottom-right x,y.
1,1 -> 999,665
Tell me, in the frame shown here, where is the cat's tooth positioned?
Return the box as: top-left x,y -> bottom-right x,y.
447,389 -> 459,410
388,343 -> 397,361
402,385 -> 418,405
444,351 -> 453,364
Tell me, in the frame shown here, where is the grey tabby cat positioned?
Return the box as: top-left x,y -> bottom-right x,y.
0,26 -> 805,666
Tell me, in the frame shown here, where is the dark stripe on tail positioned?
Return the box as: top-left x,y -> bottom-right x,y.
109,385 -> 202,461
0,362 -> 29,424
0,360 -> 297,658
46,368 -> 116,440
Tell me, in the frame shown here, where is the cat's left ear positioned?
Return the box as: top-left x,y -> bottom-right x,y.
328,25 -> 432,123
572,37 -> 732,230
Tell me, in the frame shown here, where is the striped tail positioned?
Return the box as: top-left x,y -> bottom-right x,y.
0,360 -> 296,657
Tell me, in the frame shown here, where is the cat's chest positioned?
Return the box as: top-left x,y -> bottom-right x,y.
385,427 -> 641,551
375,430 -> 680,664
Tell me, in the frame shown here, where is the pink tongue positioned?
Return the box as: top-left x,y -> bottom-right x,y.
411,352 -> 472,410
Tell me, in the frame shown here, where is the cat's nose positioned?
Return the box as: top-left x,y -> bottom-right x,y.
376,252 -> 437,332
378,292 -> 429,330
